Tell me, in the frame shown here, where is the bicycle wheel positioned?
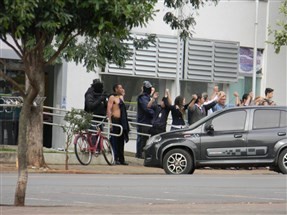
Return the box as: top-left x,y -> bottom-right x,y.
102,137 -> 115,165
74,134 -> 92,165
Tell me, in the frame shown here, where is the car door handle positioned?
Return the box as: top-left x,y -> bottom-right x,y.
234,134 -> 242,138
278,132 -> 286,136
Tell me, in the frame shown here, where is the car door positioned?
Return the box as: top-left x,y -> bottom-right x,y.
200,109 -> 248,161
247,109 -> 287,159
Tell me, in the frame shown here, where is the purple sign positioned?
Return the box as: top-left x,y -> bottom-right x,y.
239,47 -> 262,74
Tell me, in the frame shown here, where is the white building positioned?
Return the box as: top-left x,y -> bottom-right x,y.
0,0 -> 286,149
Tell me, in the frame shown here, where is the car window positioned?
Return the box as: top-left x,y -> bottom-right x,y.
280,111 -> 287,127
210,110 -> 246,132
253,110 -> 280,129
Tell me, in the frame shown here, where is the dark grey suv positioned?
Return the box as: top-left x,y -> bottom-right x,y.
144,106 -> 287,174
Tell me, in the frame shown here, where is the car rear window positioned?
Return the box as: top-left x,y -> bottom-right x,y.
253,109 -> 281,129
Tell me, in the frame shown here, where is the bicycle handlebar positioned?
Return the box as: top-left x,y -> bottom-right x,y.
91,117 -> 108,131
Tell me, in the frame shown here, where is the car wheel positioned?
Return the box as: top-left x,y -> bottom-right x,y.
278,148 -> 287,174
163,148 -> 194,174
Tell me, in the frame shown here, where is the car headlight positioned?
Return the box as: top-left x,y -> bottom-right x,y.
146,135 -> 162,146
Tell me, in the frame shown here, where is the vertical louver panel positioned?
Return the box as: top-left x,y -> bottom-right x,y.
213,42 -> 239,82
134,44 -> 157,77
185,39 -> 213,82
106,35 -> 183,79
157,37 -> 183,78
107,40 -> 134,75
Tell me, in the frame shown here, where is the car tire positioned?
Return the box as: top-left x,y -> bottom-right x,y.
278,148 -> 287,174
163,148 -> 194,174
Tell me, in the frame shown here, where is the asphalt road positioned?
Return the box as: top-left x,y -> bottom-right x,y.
1,172 -> 286,214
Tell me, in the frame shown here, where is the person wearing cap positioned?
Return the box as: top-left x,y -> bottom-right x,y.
84,79 -> 108,129
261,88 -> 276,106
136,81 -> 155,158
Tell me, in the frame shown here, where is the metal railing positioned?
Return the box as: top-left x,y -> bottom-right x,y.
43,106 -> 123,137
0,96 -> 175,141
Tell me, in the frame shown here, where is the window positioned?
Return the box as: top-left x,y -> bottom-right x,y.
210,110 -> 246,132
280,111 -> 287,128
253,110 -> 280,129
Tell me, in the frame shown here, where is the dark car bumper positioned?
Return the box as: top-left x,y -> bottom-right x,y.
143,145 -> 161,168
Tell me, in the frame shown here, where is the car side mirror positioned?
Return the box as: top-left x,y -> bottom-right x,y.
205,124 -> 214,134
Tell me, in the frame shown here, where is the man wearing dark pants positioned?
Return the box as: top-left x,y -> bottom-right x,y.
136,81 -> 154,159
107,84 -> 129,165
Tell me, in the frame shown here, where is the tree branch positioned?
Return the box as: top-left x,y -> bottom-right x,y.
45,32 -> 80,65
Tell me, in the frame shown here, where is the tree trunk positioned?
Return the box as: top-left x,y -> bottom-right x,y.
14,58 -> 42,205
27,105 -> 46,167
14,99 -> 32,206
65,147 -> 69,170
27,71 -> 47,168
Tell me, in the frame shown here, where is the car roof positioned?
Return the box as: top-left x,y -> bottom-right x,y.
188,105 -> 287,129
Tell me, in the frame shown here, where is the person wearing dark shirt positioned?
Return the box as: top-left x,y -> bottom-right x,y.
136,81 -> 154,158
84,79 -> 107,130
261,88 -> 276,106
148,89 -> 172,136
170,96 -> 194,130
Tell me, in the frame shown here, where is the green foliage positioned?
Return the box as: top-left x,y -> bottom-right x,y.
62,108 -> 93,134
269,0 -> 287,53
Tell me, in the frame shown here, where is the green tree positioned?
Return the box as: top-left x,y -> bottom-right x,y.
0,0 -> 217,206
269,0 -> 287,53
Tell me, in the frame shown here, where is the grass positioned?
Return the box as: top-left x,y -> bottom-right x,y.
0,148 -> 16,152
0,147 -> 74,154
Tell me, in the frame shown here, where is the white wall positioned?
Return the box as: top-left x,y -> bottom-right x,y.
65,62 -> 100,110
263,1 -> 287,105
132,0 -> 178,36
193,0 -> 267,48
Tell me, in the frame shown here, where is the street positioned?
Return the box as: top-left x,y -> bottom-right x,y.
1,172 -> 286,214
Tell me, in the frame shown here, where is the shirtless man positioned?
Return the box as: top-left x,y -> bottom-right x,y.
107,84 -> 129,165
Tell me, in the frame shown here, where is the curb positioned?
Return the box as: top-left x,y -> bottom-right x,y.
0,151 -> 143,166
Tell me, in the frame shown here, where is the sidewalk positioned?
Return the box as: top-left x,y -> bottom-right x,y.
0,145 -> 277,175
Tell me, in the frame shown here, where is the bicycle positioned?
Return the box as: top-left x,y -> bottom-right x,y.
74,118 -> 115,165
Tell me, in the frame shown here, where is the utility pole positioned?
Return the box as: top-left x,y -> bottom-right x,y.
252,0 -> 259,96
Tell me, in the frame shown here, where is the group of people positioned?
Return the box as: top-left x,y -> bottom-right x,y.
84,78 -> 276,162
135,83 -> 276,158
84,79 -> 129,165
